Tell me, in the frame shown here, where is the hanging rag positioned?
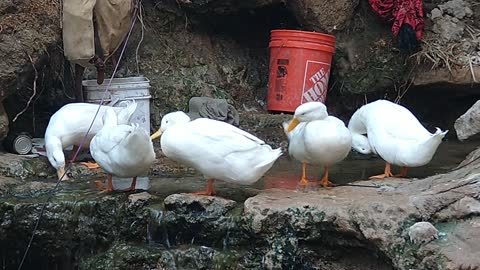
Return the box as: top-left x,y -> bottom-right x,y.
62,0 -> 135,100
369,0 -> 424,51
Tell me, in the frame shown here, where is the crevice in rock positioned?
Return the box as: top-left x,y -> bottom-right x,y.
3,44 -> 75,137
401,83 -> 480,137
298,243 -> 394,270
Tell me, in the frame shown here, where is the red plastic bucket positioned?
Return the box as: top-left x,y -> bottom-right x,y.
267,30 -> 336,113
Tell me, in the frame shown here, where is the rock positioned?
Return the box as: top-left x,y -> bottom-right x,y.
163,193 -> 237,220
434,196 -> 480,221
0,187 -> 153,269
0,153 -> 105,180
288,0 -> 360,32
128,192 -> 155,207
465,6 -> 473,18
432,15 -> 465,42
82,243 -> 257,270
11,181 -> 55,197
455,196 -> 480,216
158,246 -> 225,270
413,65 -> 480,86
456,146 -> 480,169
0,176 -> 20,195
431,8 -> 443,20
243,188 -> 407,258
0,103 -> 8,140
0,0 -> 61,103
156,193 -> 243,246
79,243 -> 162,270
439,0 -> 472,19
243,150 -> 480,270
407,222 -> 439,244
0,154 -> 54,179
436,217 -> 480,270
454,100 -> 480,141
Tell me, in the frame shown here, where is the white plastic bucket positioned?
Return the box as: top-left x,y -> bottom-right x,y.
82,76 -> 152,133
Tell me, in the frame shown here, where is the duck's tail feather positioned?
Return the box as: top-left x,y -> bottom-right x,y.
117,99 -> 137,124
255,147 -> 283,169
433,127 -> 449,139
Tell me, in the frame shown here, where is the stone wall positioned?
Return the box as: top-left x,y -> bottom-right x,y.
0,0 -> 478,138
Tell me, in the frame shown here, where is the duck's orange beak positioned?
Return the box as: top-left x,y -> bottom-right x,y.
150,130 -> 162,140
287,117 -> 300,132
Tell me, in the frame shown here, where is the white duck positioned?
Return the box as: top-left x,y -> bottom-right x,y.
150,111 -> 282,196
283,102 -> 352,187
45,101 -> 137,180
348,99 -> 448,179
90,106 -> 155,192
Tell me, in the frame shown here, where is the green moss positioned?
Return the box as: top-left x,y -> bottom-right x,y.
80,243 -> 163,270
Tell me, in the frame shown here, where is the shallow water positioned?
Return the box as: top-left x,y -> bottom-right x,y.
14,139 -> 476,202
142,139 -> 479,201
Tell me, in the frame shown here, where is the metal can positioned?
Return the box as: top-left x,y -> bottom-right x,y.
3,132 -> 33,155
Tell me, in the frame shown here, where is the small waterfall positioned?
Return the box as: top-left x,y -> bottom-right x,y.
147,206 -> 170,248
220,214 -> 241,251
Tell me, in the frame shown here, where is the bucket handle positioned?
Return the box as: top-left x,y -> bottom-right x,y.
108,93 -> 128,107
269,39 -> 288,69
107,97 -> 120,106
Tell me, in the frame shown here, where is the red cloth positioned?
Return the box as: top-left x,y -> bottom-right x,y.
369,0 -> 424,40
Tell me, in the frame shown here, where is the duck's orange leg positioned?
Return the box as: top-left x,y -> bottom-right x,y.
193,179 -> 215,196
122,177 -> 137,192
70,145 -> 100,169
394,167 -> 408,178
99,174 -> 114,193
369,163 -> 394,179
67,145 -> 80,164
298,162 -> 310,187
319,167 -> 335,187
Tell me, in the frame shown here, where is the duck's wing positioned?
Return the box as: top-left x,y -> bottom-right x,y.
186,118 -> 265,153
367,102 -> 431,142
94,125 -> 134,154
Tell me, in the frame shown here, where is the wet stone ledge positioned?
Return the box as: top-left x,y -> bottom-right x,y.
0,148 -> 479,269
